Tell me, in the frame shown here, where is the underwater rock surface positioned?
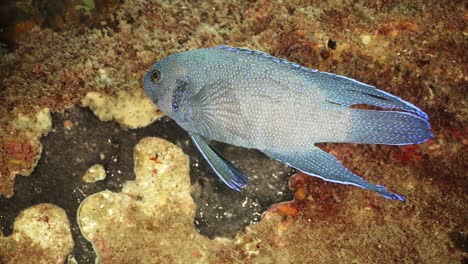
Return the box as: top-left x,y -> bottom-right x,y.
0,0 -> 466,263
77,137 -> 208,263
0,105 -> 293,262
0,204 -> 73,263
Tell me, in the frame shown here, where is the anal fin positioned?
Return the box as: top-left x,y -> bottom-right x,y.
191,134 -> 248,191
264,147 -> 404,201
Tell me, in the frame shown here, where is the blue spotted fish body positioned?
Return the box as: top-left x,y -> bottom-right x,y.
143,46 -> 433,201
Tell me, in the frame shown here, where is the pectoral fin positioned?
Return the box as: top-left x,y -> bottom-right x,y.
190,134 -> 248,191
185,79 -> 240,139
264,147 -> 404,201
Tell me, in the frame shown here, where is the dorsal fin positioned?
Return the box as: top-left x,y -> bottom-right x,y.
215,45 -> 429,120
215,45 -> 319,75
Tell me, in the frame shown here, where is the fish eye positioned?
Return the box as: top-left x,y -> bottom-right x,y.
151,70 -> 161,82
172,102 -> 179,112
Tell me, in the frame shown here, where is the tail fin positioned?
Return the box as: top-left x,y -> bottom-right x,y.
347,109 -> 433,145
315,72 -> 433,145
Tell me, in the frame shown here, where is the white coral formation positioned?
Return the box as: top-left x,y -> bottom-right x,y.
82,90 -> 163,129
77,137 -> 282,263
82,164 -> 106,183
12,108 -> 52,137
77,137 -> 213,263
0,204 -> 73,264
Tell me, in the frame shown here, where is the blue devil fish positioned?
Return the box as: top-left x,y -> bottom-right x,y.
143,46 -> 433,201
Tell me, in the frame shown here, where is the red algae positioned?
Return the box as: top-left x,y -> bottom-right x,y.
391,145 -> 424,165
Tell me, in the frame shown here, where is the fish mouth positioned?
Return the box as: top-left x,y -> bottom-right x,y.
155,99 -> 172,117
142,76 -> 156,102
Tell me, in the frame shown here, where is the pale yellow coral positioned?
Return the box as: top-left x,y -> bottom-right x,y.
82,90 -> 163,129
0,204 -> 73,264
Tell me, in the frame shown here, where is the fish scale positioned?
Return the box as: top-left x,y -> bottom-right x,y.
143,45 -> 433,200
